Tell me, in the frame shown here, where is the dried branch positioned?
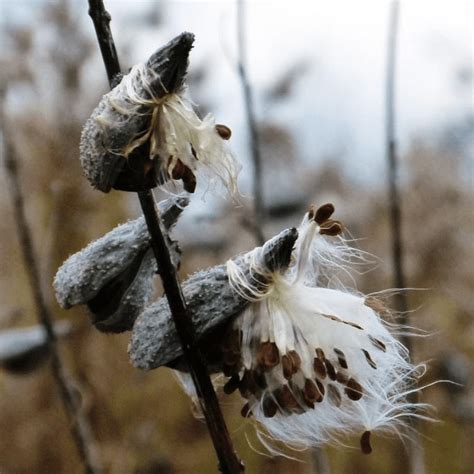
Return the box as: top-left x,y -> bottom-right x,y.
386,3 -> 425,473
236,0 -> 265,245
87,1 -> 244,472
1,103 -> 100,474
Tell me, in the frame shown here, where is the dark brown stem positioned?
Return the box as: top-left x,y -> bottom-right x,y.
87,1 -> 243,471
1,110 -> 100,474
138,191 -> 244,473
237,0 -> 265,245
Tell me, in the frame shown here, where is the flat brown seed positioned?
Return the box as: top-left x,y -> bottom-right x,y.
336,371 -> 349,384
181,166 -> 197,193
262,394 -> 278,418
257,342 -> 280,369
307,204 -> 316,220
281,384 -> 300,409
345,378 -> 364,401
224,375 -> 240,395
303,379 -> 320,403
215,124 -> 232,140
319,220 -> 343,236
360,430 -> 372,454
315,347 -> 326,360
223,350 -> 241,366
288,350 -> 302,372
362,349 -> 377,369
241,403 -> 252,418
313,357 -> 327,379
334,348 -> 348,369
364,296 -> 391,318
314,203 -> 335,224
369,335 -> 387,352
327,384 -> 342,407
325,359 -> 337,381
222,329 -> 242,353
281,355 -> 294,380
315,379 -> 325,401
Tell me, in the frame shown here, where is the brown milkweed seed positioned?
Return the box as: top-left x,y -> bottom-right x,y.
215,124 -> 232,140
360,430 -> 372,454
223,374 -> 240,395
369,335 -> 387,352
327,384 -> 342,407
262,394 -> 278,418
257,341 -> 280,369
319,220 -> 343,236
304,378 -> 323,404
313,357 -> 327,379
345,378 -> 364,401
362,349 -> 377,369
325,359 -> 337,381
241,402 -> 252,418
314,203 -> 335,224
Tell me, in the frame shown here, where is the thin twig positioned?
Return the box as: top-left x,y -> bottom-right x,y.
0,100 -> 100,474
236,0 -> 265,245
87,2 -> 244,472
386,3 -> 424,474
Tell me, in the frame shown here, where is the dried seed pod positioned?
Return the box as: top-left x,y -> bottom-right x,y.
80,33 -> 194,193
129,227 -> 298,370
54,196 -> 188,333
0,322 -> 71,375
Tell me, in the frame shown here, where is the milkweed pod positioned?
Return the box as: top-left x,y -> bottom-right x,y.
53,196 -> 188,332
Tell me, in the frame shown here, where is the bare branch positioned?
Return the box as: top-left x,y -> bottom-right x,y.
1,103 -> 101,474
386,3 -> 425,473
237,0 -> 265,245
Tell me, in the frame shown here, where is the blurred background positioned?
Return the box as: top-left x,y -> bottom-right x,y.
0,0 -> 472,472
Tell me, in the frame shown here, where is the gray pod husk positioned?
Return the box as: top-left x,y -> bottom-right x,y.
0,322 -> 71,375
128,227 -> 298,371
53,196 -> 189,333
80,32 -> 195,192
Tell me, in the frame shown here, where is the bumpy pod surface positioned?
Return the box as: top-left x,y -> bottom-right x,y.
128,227 -> 298,369
53,196 -> 188,332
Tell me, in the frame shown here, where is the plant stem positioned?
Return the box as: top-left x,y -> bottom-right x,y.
386,3 -> 424,474
87,1 -> 244,471
1,104 -> 100,474
237,0 -> 265,245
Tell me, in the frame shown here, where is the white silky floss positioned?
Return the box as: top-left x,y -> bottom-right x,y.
99,63 -> 240,195
225,204 -> 428,455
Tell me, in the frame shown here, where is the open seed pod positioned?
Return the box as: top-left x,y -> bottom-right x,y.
80,33 -> 194,192
128,227 -> 298,370
80,32 -> 239,196
53,196 -> 188,332
0,322 -> 71,375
